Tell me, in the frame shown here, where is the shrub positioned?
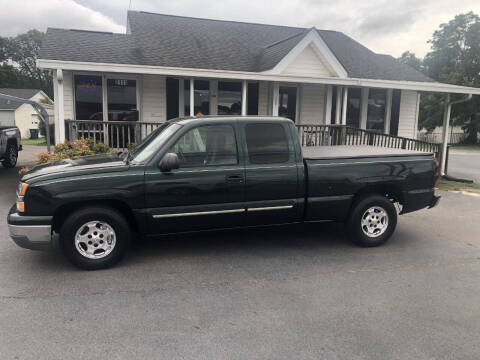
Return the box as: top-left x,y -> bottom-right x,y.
35,138 -> 111,165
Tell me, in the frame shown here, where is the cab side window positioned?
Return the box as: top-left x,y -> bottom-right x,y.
245,123 -> 289,164
169,125 -> 238,167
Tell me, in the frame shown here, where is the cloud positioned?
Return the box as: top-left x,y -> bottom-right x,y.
1,0 -> 480,58
0,0 -> 124,36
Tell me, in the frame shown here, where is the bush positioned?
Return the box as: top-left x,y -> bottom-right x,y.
35,138 -> 110,165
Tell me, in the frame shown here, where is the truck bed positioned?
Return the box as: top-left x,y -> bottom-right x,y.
302,145 -> 433,160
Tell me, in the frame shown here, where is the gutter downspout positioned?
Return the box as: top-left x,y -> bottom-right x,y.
440,93 -> 472,175
0,93 -> 51,152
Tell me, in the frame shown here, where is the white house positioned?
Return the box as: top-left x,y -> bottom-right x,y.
37,11 -> 480,145
0,88 -> 54,139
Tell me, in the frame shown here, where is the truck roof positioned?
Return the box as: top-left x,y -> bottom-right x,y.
168,115 -> 294,125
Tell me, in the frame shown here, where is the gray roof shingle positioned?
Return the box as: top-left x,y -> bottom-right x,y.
38,11 -> 433,83
0,88 -> 41,110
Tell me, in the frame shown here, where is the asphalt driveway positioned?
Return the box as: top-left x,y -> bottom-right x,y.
447,148 -> 480,182
1,161 -> 480,359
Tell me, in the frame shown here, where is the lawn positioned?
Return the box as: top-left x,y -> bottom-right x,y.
436,178 -> 480,192
450,143 -> 480,151
21,138 -> 47,146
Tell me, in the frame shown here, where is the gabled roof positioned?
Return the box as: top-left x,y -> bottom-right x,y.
0,88 -> 43,110
39,11 -> 433,83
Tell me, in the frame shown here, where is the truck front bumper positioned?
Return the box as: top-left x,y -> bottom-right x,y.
7,205 -> 53,250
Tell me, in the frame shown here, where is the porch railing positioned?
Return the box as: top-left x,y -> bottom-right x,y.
66,120 -> 163,148
297,124 -> 441,153
65,120 -> 440,154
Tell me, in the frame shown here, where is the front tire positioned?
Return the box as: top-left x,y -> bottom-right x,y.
60,207 -> 131,270
2,143 -> 18,168
347,194 -> 397,247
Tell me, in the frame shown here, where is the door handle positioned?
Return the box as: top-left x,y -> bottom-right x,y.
225,175 -> 243,183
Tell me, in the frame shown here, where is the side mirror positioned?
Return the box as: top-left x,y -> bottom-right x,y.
159,152 -> 180,172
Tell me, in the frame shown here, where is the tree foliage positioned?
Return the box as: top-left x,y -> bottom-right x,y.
399,12 -> 480,143
0,30 -> 52,98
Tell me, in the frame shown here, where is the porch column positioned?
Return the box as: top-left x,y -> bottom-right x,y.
360,88 -> 369,129
335,86 -> 342,124
178,78 -> 185,117
324,85 -> 332,124
341,87 -> 348,125
272,82 -> 279,116
384,89 -> 393,134
210,79 -> 218,115
440,94 -> 451,175
56,69 -> 65,143
189,78 -> 194,116
241,80 -> 247,116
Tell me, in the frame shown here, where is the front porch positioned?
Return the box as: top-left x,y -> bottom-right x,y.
56,71 -> 421,146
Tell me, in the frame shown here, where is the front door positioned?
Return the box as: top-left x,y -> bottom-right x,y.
145,122 -> 245,234
279,86 -> 297,122
242,121 -> 301,226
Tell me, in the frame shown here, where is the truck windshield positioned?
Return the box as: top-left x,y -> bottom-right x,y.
129,123 -> 181,163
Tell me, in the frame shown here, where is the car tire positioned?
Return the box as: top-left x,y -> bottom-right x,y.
60,206 -> 131,270
2,143 -> 18,168
347,194 -> 397,247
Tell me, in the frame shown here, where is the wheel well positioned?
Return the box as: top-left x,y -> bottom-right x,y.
52,200 -> 139,233
353,185 -> 404,206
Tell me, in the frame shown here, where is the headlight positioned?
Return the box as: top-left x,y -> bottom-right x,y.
18,182 -> 29,196
17,182 -> 28,213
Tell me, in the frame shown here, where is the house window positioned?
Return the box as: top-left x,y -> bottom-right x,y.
74,75 -> 103,120
218,81 -> 242,115
185,80 -> 210,116
247,82 -> 259,115
389,90 -> 401,136
279,86 -> 297,122
346,87 -> 361,128
367,89 -> 386,131
106,79 -> 138,121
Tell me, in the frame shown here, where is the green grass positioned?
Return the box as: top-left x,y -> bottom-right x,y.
21,138 -> 47,146
450,143 -> 480,151
436,178 -> 480,192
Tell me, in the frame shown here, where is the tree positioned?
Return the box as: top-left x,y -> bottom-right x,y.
398,51 -> 424,72
400,12 -> 480,143
0,30 -> 52,98
423,12 -> 480,143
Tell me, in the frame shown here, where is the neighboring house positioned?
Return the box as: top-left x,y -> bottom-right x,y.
37,11 -> 480,145
0,88 -> 54,139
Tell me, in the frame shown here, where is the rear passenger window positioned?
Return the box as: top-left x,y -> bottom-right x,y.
245,123 -> 289,164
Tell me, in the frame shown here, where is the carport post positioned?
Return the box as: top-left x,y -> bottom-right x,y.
440,93 -> 472,176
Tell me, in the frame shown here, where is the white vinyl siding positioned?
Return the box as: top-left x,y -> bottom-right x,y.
63,70 -> 74,120
298,84 -> 325,124
141,75 -> 166,122
281,45 -> 334,77
0,110 -> 15,126
397,90 -> 419,138
258,81 -> 270,116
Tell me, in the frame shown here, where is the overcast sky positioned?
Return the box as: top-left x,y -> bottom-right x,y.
0,0 -> 479,58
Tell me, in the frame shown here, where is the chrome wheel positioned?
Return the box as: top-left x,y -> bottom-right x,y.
361,206 -> 389,238
74,221 -> 116,259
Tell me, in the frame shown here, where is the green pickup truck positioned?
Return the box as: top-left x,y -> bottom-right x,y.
8,117 -> 439,269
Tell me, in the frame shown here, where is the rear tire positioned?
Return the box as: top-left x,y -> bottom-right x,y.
347,194 -> 397,247
60,206 -> 131,270
2,143 -> 18,168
